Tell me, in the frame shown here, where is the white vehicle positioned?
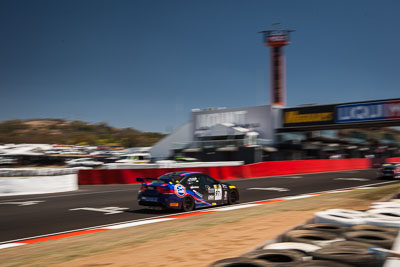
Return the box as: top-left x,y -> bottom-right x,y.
115,153 -> 151,164
66,158 -> 104,167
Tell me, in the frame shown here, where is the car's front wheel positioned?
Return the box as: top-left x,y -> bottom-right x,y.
182,196 -> 195,212
228,190 -> 238,205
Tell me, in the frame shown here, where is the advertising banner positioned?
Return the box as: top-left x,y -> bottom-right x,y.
282,105 -> 335,127
386,100 -> 400,119
281,98 -> 400,129
336,102 -> 385,123
336,100 -> 400,123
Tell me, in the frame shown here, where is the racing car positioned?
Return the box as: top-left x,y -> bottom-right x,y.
378,162 -> 400,179
136,171 -> 239,211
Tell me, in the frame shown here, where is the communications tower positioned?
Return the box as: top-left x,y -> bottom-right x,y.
260,29 -> 294,106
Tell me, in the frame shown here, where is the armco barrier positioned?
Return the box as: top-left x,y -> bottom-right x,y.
78,158 -> 372,185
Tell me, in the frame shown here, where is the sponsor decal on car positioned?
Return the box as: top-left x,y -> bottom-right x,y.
142,196 -> 158,202
174,184 -> 186,198
193,190 -> 203,198
214,184 -> 222,200
206,185 -> 215,194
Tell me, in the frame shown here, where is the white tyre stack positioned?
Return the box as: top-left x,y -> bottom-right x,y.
263,242 -> 321,253
314,209 -> 369,226
366,204 -> 400,228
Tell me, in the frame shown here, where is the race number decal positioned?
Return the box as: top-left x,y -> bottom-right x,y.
174,184 -> 186,198
214,185 -> 222,201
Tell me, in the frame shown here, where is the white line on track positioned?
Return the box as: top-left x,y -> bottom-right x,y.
0,201 -> 45,206
0,243 -> 25,249
213,204 -> 262,211
69,207 -> 130,215
247,187 -> 290,192
334,178 -> 369,181
284,195 -> 315,200
107,218 -> 175,229
354,180 -> 397,187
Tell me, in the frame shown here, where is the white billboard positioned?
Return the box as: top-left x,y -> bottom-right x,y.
192,105 -> 278,141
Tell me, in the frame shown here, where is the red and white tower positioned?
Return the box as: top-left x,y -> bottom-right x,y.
260,29 -> 294,106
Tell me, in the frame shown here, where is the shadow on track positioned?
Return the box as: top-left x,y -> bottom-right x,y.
125,208 -> 179,215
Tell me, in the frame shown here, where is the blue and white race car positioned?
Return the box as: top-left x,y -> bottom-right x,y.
136,171 -> 239,211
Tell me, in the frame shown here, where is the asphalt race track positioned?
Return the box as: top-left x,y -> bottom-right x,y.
1,169 -> 398,244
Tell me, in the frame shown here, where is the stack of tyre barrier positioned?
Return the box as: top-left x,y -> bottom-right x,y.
210,198 -> 400,267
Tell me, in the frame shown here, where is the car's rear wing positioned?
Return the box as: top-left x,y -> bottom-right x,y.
136,177 -> 157,183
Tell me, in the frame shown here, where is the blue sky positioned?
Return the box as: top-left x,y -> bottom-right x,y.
0,0 -> 399,133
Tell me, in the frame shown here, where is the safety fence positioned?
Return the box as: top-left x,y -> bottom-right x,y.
78,158 -> 372,185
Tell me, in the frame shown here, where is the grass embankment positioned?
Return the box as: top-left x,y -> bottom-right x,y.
1,183 -> 399,267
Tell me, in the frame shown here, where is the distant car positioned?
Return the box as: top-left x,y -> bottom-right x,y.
378,163 -> 400,179
115,153 -> 151,164
136,171 -> 239,212
66,158 -> 104,168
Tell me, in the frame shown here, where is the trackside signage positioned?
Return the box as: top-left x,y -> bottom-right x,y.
281,99 -> 400,129
336,100 -> 400,123
282,105 -> 335,127
386,100 -> 400,118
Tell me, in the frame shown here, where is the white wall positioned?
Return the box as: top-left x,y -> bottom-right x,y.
150,121 -> 193,160
0,174 -> 78,196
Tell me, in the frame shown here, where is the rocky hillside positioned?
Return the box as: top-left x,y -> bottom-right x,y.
0,119 -> 165,147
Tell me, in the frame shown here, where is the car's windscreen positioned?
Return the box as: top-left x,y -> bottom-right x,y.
157,173 -> 184,183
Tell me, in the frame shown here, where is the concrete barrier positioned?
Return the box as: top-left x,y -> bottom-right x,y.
0,174 -> 78,196
103,161 -> 244,169
78,158 -> 372,185
387,158 -> 400,163
0,159 -> 374,196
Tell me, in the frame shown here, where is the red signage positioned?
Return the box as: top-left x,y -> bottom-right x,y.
386,101 -> 400,118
